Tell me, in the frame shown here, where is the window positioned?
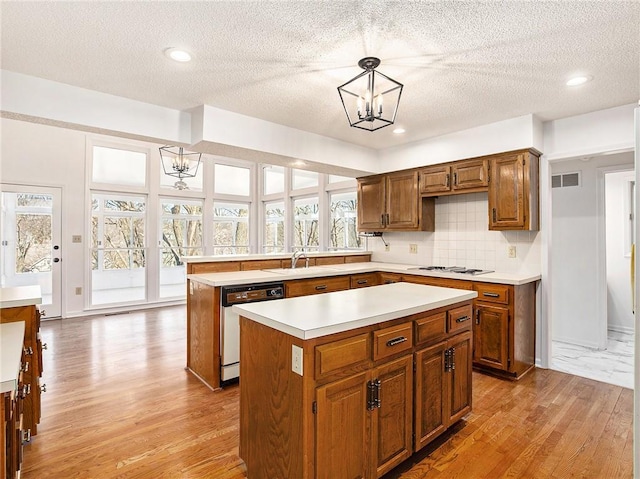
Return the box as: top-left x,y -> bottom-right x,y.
329,191 -> 361,250
160,199 -> 203,298
13,194 -> 53,273
215,164 -> 250,196
264,201 -> 285,253
213,202 -> 249,255
329,174 -> 353,183
292,169 -> 318,190
293,197 -> 319,251
91,193 -> 146,305
92,146 -> 146,186
264,165 -> 285,195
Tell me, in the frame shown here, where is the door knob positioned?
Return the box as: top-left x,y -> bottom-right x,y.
53,245 -> 60,250
53,258 -> 61,263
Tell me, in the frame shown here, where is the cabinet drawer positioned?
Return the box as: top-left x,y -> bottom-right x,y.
350,273 -> 379,289
447,304 -> 473,334
379,272 -> 402,284
191,262 -> 241,273
373,322 -> 413,361
285,276 -> 350,298
414,311 -> 447,345
475,283 -> 510,304
315,333 -> 371,380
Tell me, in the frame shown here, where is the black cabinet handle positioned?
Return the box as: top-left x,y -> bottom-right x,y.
357,279 -> 368,285
476,310 -> 480,325
483,292 -> 500,298
446,173 -> 450,187
453,172 -> 457,185
455,316 -> 470,323
315,285 -> 327,291
492,208 -> 497,222
386,336 -> 407,347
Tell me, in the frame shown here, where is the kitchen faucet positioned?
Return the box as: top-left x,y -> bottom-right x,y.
291,250 -> 309,269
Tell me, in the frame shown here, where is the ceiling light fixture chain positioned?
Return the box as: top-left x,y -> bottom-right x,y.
337,56 -> 403,132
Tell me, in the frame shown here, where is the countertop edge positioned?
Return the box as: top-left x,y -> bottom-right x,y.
0,285 -> 43,309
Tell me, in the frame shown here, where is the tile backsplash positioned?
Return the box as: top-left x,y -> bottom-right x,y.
367,192 -> 541,273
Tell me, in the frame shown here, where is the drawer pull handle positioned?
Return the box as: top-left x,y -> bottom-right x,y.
357,280 -> 368,285
22,429 -> 31,444
483,292 -> 500,298
315,285 -> 327,291
455,316 -> 470,323
386,336 -> 408,347
40,383 -> 47,393
25,346 -> 33,356
42,342 -> 48,350
22,361 -> 29,373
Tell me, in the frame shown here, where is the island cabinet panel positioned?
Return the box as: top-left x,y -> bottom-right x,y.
316,372 -> 369,479
239,297 -> 474,479
186,282 -> 220,389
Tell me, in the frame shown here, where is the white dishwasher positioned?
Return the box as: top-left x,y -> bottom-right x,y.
219,282 -> 285,384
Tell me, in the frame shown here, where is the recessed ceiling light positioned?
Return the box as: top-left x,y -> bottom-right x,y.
393,127 -> 406,134
566,75 -> 592,87
292,160 -> 306,167
165,48 -> 192,62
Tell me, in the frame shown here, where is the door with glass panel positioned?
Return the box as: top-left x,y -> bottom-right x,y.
0,185 -> 62,317
159,199 -> 203,298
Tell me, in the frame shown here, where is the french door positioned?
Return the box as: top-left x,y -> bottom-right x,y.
0,185 -> 62,318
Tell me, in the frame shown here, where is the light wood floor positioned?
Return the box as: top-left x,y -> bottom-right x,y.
22,306 -> 633,479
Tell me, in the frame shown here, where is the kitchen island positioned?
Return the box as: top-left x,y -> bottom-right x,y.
234,282 -> 477,479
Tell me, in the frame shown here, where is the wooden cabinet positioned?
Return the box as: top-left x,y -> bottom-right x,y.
420,159 -> 488,196
285,275 -> 351,298
0,305 -> 44,438
357,170 -> 434,232
488,149 -> 539,231
239,298 -> 473,479
472,281 -> 536,378
350,272 -> 380,289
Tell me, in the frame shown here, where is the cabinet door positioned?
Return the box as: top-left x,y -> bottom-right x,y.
386,171 -> 420,230
451,159 -> 488,191
316,372 -> 369,479
371,355 -> 413,478
474,304 -> 509,371
447,331 -> 472,424
414,341 -> 447,451
357,176 -> 386,231
419,165 -> 451,195
488,153 -> 525,229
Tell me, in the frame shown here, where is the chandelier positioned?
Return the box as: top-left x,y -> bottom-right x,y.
337,57 -> 403,132
159,146 -> 202,190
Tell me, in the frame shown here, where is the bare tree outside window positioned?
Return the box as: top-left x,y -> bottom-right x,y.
161,201 -> 203,266
15,194 -> 53,273
293,198 -> 319,251
264,202 -> 285,253
330,192 -> 361,250
213,202 -> 249,255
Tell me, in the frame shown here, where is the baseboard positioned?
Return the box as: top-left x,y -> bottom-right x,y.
608,325 -> 635,335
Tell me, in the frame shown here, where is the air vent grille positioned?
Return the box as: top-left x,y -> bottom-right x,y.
551,172 -> 581,188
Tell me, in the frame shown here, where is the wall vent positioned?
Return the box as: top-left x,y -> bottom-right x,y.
551,172 -> 581,188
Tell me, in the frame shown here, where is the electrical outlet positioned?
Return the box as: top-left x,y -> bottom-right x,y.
75,287 -> 82,295
409,244 -> 418,254
292,345 -> 303,376
385,244 -> 390,252
72,235 -> 82,243
508,246 -> 517,258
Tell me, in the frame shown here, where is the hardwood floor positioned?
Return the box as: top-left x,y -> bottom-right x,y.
22,306 -> 633,479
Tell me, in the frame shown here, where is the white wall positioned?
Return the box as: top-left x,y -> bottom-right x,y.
369,192 -> 541,273
605,170 -> 635,333
550,152 -> 634,348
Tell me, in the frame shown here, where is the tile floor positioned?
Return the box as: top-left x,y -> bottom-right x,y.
552,330 -> 634,389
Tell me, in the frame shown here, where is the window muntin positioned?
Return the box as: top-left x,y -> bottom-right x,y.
264,201 -> 285,253
160,199 -> 203,266
329,191 -> 361,250
215,164 -> 250,196
213,201 -> 250,255
293,197 -> 319,251
92,146 -> 146,186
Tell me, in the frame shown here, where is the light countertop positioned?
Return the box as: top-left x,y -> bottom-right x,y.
233,282 -> 477,340
1,321 -> 25,393
188,261 -> 540,287
0,285 -> 42,309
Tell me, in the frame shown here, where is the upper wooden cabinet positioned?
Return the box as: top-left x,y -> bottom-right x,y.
488,150 -> 539,231
357,170 -> 434,232
420,159 -> 488,196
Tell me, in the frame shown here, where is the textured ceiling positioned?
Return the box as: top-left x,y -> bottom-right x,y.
1,1 -> 639,150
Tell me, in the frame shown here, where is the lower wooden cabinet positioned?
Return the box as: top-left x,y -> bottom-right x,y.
239,299 -> 473,479
316,355 -> 413,479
